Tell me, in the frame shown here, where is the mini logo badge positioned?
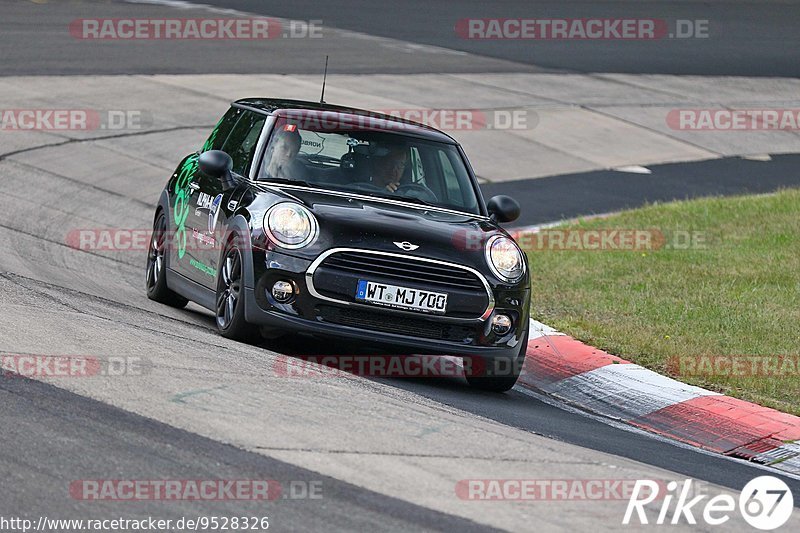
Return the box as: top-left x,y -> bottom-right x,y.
393,241 -> 419,251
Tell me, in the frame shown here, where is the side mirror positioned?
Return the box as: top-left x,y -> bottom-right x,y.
198,150 -> 235,190
487,195 -> 521,223
198,150 -> 233,177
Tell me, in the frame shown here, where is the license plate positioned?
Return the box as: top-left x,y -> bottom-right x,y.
355,280 -> 448,314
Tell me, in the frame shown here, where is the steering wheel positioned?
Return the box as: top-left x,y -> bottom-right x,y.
395,183 -> 438,204
346,182 -> 383,193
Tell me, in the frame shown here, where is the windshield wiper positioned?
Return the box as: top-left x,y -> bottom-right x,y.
260,177 -> 315,188
392,195 -> 436,207
263,179 -> 442,209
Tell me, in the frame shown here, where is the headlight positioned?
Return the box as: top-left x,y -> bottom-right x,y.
485,235 -> 525,282
264,203 -> 318,249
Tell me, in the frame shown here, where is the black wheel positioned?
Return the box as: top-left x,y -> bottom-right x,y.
146,211 -> 188,308
215,237 -> 260,343
464,330 -> 528,392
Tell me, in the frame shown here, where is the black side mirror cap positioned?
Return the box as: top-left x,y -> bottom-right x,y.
198,150 -> 235,190
487,195 -> 521,223
198,150 -> 232,177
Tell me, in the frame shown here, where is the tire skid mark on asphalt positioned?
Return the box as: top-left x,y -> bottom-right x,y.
162,374 -> 576,464
1,270 -> 95,317
0,274 -> 478,393
580,104 -> 725,158
0,163 -> 154,277
123,0 -> 472,58
0,276 -> 304,383
166,378 -> 462,428
0,272 -> 223,342
0,222 -> 139,269
2,185 -> 130,230
0,125 -> 213,161
250,446 -> 604,464
136,74 -> 254,105
2,158 -> 155,209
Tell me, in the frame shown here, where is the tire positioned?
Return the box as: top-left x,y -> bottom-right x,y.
464,330 -> 528,392
146,210 -> 189,309
215,236 -> 260,343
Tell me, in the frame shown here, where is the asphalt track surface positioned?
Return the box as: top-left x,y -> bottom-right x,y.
4,0 -> 800,76
203,0 -> 800,76
2,0 -> 800,530
1,375 -> 495,533
483,154 -> 800,228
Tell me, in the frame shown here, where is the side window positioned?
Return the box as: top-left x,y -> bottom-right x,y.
410,147 -> 425,183
438,150 -> 463,206
201,107 -> 241,152
221,110 -> 267,177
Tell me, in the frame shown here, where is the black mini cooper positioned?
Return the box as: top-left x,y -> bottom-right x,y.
146,99 -> 530,391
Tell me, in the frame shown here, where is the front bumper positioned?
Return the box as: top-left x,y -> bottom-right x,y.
244,248 -> 530,360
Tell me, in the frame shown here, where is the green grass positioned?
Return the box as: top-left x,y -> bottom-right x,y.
527,188 -> 800,414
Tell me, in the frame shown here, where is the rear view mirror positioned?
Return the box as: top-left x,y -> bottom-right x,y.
487,195 -> 521,223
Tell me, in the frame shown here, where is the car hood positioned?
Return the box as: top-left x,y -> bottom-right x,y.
260,184 -> 501,265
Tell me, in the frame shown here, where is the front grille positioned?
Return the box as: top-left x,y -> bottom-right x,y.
319,250 -> 485,290
317,305 -> 475,343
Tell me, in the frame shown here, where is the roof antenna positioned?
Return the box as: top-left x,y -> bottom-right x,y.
319,55 -> 329,104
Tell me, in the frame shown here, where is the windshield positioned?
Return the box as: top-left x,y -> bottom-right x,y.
257,116 -> 482,214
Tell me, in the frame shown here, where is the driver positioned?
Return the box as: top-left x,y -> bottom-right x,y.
261,127 -> 302,180
371,146 -> 409,193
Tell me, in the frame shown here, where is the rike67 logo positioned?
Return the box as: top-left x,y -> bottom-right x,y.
624,476 -> 794,530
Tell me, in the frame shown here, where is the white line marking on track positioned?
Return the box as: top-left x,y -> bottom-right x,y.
613,165 -> 652,174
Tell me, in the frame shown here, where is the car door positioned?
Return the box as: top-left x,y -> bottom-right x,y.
188,109 -> 267,288
168,107 -> 238,284
168,151 -> 206,283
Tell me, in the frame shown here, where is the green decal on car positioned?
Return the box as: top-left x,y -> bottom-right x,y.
173,154 -> 199,259
189,258 -> 216,277
173,119 -> 224,260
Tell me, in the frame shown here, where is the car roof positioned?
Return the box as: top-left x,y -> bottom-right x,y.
233,98 -> 458,144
